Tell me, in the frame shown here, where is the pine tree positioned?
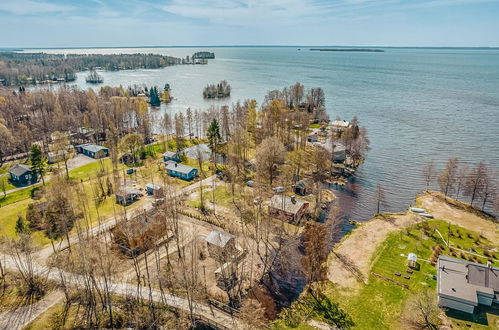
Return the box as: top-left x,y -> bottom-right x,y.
207,119 -> 222,157
15,215 -> 28,235
30,144 -> 46,185
149,86 -> 161,106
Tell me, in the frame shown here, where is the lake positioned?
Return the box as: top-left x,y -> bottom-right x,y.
28,46 -> 499,221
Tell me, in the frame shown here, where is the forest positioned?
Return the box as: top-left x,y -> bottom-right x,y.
0,52 -> 183,86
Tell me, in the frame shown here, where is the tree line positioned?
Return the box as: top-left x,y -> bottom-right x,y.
422,158 -> 498,213
0,52 -> 183,86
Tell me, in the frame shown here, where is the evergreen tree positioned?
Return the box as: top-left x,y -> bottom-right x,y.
30,144 -> 46,185
15,215 -> 28,235
149,86 -> 161,106
207,119 -> 222,157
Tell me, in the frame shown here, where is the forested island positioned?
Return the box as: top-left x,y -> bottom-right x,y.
192,51 -> 215,59
85,70 -> 103,84
203,80 -> 231,99
0,52 -> 186,86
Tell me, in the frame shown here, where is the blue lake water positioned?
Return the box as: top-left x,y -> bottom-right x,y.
29,47 -> 499,220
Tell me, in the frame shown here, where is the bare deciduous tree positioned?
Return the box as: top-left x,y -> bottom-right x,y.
421,160 -> 436,187
255,136 -> 286,185
375,184 -> 386,214
437,157 -> 459,199
403,290 -> 440,330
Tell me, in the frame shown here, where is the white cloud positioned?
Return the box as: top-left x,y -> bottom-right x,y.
159,0 -> 337,26
0,0 -> 74,15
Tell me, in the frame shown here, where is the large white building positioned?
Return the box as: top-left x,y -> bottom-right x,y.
437,255 -> 498,314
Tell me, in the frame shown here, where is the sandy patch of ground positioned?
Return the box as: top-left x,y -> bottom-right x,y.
327,212 -> 421,292
327,190 -> 498,292
418,191 -> 498,242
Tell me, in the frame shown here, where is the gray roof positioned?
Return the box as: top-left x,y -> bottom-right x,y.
437,255 -> 498,305
116,186 -> 142,197
163,151 -> 179,157
166,163 -> 197,175
269,195 -> 308,215
145,183 -> 161,190
205,230 -> 235,247
78,143 -> 108,153
8,164 -> 32,177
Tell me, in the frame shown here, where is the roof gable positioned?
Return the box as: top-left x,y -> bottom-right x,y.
8,164 -> 32,177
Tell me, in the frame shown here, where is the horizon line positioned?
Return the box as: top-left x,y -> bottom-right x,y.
2,45 -> 499,51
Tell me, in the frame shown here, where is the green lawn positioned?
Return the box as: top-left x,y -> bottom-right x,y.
0,175 -> 16,191
188,185 -> 236,209
277,219 -> 498,329
69,158 -> 113,181
0,186 -> 36,206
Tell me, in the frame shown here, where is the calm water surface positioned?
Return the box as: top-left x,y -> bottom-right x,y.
29,47 -> 499,221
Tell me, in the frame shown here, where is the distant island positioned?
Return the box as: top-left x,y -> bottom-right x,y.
203,80 -> 231,99
310,48 -> 384,52
192,51 -> 215,59
85,70 -> 103,84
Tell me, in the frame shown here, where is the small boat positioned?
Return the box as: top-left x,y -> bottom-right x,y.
410,207 -> 426,213
420,213 -> 434,218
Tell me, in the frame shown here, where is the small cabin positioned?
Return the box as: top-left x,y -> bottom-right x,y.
163,151 -> 181,162
332,143 -> 347,163
165,163 -> 198,181
8,164 -> 37,185
269,195 -> 309,223
116,187 -> 142,205
145,183 -> 163,196
75,143 -> 109,159
205,230 -> 237,263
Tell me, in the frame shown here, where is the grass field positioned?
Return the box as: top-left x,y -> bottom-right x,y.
277,219 -> 499,329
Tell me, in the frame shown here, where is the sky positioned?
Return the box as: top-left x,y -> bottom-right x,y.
1,0 -> 499,48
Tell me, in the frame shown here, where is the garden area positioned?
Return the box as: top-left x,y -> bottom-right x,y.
276,219 -> 498,330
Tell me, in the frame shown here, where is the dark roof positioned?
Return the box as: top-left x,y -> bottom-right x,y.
8,164 -> 32,177
166,163 -> 197,175
77,143 -> 108,153
205,230 -> 235,247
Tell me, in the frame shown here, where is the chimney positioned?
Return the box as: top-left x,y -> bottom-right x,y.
291,196 -> 296,204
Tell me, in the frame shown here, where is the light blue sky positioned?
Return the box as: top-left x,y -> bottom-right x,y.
1,0 -> 498,48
